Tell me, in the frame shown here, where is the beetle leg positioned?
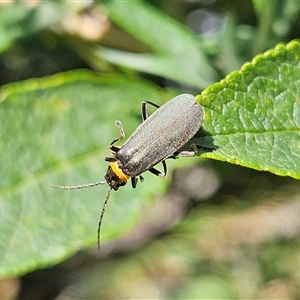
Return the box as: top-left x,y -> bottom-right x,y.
141,101 -> 148,121
107,145 -> 120,155
173,143 -> 216,157
171,143 -> 198,158
149,168 -> 164,177
148,160 -> 167,178
177,143 -> 198,157
194,144 -> 217,151
176,151 -> 197,157
110,120 -> 125,146
105,157 -> 117,162
162,160 -> 167,176
130,174 -> 144,188
131,176 -> 138,188
105,146 -> 120,161
141,101 -> 160,121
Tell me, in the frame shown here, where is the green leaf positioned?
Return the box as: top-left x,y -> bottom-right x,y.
0,70 -> 168,278
198,40 -> 300,179
0,2 -> 62,53
99,0 -> 218,89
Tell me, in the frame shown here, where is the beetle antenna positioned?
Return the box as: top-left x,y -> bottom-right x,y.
98,187 -> 113,250
51,181 -> 106,189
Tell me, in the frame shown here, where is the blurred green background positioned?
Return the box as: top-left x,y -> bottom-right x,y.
0,0 -> 300,299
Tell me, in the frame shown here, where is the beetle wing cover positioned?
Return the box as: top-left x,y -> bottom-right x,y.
117,94 -> 204,177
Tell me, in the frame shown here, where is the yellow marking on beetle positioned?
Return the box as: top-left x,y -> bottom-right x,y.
110,161 -> 130,183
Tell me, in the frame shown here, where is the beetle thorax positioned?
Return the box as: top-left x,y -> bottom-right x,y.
104,162 -> 130,190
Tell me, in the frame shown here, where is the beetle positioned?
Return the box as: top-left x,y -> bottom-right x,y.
52,93 -> 205,249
